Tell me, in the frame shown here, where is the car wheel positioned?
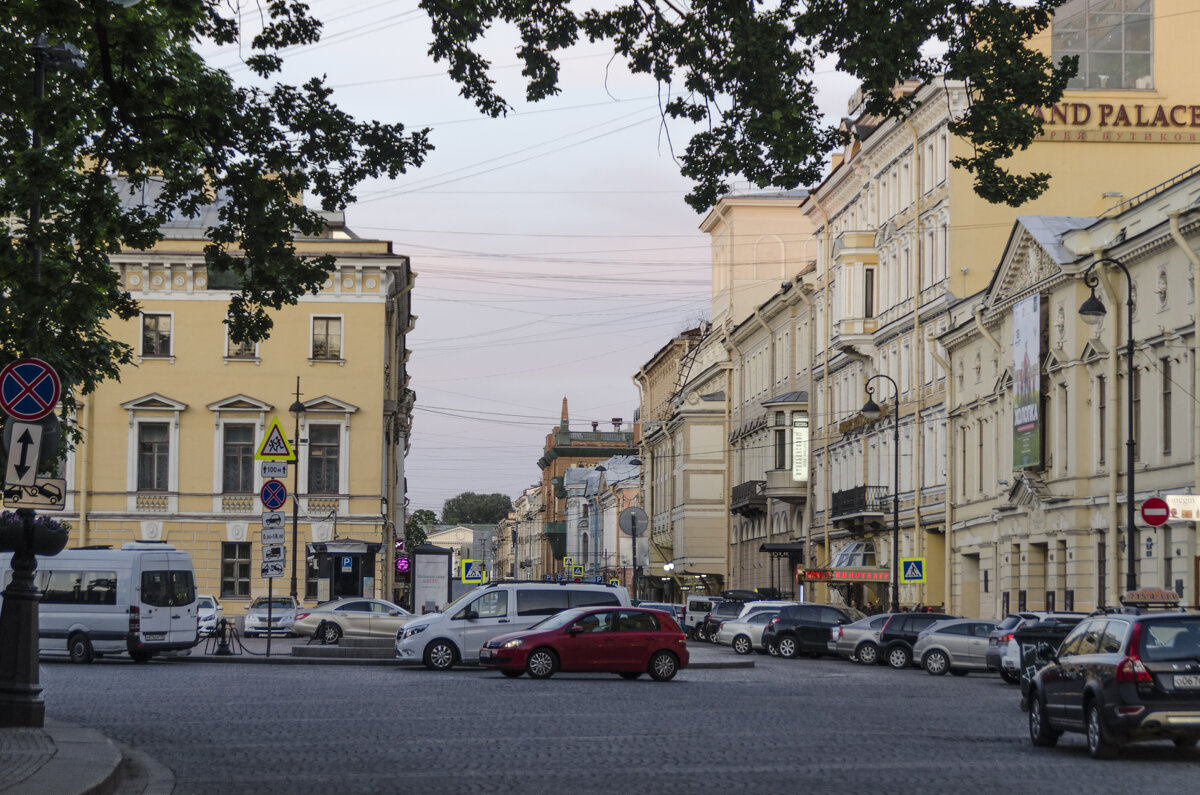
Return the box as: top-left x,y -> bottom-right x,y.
1086,700 -> 1118,759
923,649 -> 949,676
1172,735 -> 1198,749
620,672 -> 642,680
320,622 -> 343,644
767,641 -> 780,657
886,645 -> 911,670
856,642 -> 879,666
732,635 -> 752,655
68,633 -> 94,664
500,670 -> 523,678
1028,691 -> 1060,747
526,647 -> 558,679
649,650 -> 679,681
778,636 -> 799,659
1000,669 -> 1020,685
423,640 -> 458,671
130,650 -> 153,663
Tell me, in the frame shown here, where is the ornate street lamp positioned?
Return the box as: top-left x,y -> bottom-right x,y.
1079,257 -> 1138,595
863,375 -> 901,613
289,380 -> 306,600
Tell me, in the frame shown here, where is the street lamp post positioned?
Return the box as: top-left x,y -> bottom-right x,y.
862,374 -> 901,613
1079,257 -> 1138,594
288,379 -> 305,601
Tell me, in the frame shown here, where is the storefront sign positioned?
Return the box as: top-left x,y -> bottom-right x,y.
1034,102 -> 1200,143
800,568 -> 890,582
792,414 -> 809,482
1167,494 -> 1200,521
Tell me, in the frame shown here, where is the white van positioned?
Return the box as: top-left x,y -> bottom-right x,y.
396,581 -> 631,670
0,541 -> 199,663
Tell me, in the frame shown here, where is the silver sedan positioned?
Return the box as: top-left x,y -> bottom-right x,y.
293,598 -> 414,643
833,613 -> 893,665
912,618 -> 997,675
715,611 -> 779,655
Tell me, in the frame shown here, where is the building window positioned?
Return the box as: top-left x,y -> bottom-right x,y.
142,314 -> 172,357
773,411 -> 788,470
222,424 -> 255,493
137,422 -> 170,491
1097,375 -> 1106,467
1162,358 -> 1172,456
311,316 -> 342,360
220,542 -> 251,597
226,329 -> 256,359
308,424 -> 340,494
864,268 -> 875,318
1052,0 -> 1153,91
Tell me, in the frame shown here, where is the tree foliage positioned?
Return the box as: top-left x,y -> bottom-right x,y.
421,0 -> 1075,210
0,1 -> 429,423
405,508 -> 437,549
442,492 -> 513,524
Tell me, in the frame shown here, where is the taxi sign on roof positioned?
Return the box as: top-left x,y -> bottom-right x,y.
255,416 -> 295,461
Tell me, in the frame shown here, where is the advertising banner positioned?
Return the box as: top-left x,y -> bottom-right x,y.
792,413 -> 810,482
1012,294 -> 1042,469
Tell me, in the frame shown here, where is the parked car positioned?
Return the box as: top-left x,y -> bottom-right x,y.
293,597 -> 414,642
636,601 -> 685,625
877,612 -> 955,669
716,611 -> 779,654
735,600 -> 798,621
763,603 -> 865,659
1000,613 -> 1086,684
396,581 -> 630,670
1028,610 -> 1200,758
833,613 -> 894,664
197,594 -> 224,637
242,595 -> 300,637
684,596 -> 724,640
699,600 -> 755,643
478,606 -> 689,681
987,613 -> 1040,679
912,618 -> 997,675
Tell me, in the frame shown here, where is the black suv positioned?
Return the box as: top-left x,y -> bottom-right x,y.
877,612 -> 954,669
763,604 -> 865,659
1029,609 -> 1200,758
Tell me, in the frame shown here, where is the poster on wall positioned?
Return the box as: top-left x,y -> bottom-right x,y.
792,413 -> 810,482
413,550 -> 451,613
1012,294 -> 1042,469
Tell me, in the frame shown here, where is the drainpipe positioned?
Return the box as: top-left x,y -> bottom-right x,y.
930,343 -> 953,613
973,305 -> 1003,355
1166,211 -> 1200,499
721,321 -> 741,589
78,396 -> 93,545
808,195 -> 834,599
904,119 -> 926,603
794,279 -> 817,592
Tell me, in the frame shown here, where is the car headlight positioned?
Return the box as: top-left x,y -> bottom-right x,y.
501,639 -> 524,649
402,625 -> 427,640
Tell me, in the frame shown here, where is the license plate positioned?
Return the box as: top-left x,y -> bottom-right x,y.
1174,674 -> 1200,689
480,649 -> 492,659
145,633 -> 165,641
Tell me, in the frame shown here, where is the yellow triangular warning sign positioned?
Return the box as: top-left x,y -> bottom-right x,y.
255,416 -> 295,461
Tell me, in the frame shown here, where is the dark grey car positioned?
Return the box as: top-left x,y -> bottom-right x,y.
1029,612 -> 1200,758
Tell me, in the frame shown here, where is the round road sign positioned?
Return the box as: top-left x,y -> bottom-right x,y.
260,479 -> 288,510
618,506 -> 649,536
0,358 -> 61,421
1141,496 -> 1170,527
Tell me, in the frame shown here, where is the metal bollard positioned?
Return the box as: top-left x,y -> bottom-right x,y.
214,618 -> 234,656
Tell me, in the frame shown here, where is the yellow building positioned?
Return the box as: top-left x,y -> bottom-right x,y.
63,203 -> 413,613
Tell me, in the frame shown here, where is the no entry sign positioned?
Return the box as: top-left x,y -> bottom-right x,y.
1141,497 -> 1170,527
0,358 -> 61,421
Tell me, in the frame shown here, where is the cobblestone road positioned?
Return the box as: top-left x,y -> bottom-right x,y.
40,649 -> 1200,794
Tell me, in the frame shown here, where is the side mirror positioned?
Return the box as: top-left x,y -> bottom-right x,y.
567,624 -> 584,634
388,610 -> 400,616
463,610 -> 479,621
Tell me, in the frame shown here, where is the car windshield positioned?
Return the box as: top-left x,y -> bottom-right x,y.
996,615 -> 1024,631
844,608 -> 867,622
250,597 -> 294,610
1139,617 -> 1200,662
197,597 -> 215,609
531,608 -> 589,631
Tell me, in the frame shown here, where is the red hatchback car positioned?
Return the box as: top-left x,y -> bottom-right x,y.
479,606 -> 689,681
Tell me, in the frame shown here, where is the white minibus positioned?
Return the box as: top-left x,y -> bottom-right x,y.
0,541 -> 199,662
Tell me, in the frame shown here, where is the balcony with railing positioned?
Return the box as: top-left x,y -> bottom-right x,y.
730,480 -> 767,516
830,485 -> 889,532
764,468 -> 807,505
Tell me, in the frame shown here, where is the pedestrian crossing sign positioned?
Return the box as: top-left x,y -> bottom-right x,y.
900,557 -> 926,584
563,556 -> 575,567
255,416 -> 295,462
461,559 -> 485,583
571,565 -> 584,577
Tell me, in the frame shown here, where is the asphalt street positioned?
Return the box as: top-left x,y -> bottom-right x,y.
40,649 -> 1200,794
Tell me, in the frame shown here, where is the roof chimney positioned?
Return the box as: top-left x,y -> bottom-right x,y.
611,417 -> 622,430
591,421 -> 599,431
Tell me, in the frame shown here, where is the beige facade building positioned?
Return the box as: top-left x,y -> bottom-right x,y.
63,205 -> 413,612
946,166 -> 1200,615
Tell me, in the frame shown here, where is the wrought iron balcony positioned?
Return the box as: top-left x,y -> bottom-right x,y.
830,485 -> 889,530
730,480 -> 767,516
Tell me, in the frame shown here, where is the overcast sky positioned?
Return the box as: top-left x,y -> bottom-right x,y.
202,0 -> 858,516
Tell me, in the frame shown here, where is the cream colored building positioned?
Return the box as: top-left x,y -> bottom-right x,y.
63,204 -> 413,612
945,165 -> 1200,615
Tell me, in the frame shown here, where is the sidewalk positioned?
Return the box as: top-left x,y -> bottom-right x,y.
0,720 -> 121,795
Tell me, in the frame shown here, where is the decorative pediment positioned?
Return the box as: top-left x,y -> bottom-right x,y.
986,216 -> 1094,313
1081,339 -> 1108,364
206,394 -> 273,413
1042,350 -> 1062,373
1007,472 -> 1050,508
993,368 -> 1013,395
302,395 -> 359,414
120,393 -> 187,412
